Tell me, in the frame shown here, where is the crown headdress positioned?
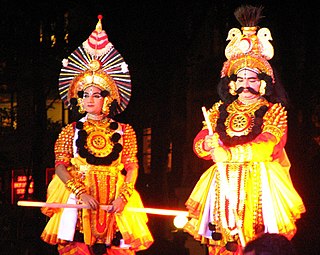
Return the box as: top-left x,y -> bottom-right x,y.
221,5 -> 275,82
58,15 -> 131,115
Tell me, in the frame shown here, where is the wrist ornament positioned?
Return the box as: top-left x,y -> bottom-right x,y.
65,178 -> 86,199
118,182 -> 134,203
262,125 -> 282,144
194,139 -> 212,157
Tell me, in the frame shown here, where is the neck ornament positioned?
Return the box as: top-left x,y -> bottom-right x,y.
216,98 -> 269,146
75,120 -> 122,165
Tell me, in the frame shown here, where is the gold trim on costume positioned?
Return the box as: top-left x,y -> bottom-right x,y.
262,103 -> 287,143
206,101 -> 223,131
194,139 -> 211,158
225,98 -> 269,137
83,120 -> 117,157
54,124 -> 75,165
122,124 -> 138,163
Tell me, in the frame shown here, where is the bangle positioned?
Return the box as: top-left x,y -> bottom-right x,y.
65,178 -> 86,199
263,125 -> 283,144
118,182 -> 134,203
118,194 -> 128,203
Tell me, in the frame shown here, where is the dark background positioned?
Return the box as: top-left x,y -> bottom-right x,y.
0,0 -> 319,254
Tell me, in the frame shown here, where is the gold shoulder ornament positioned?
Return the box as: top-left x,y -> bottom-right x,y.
262,103 -> 287,143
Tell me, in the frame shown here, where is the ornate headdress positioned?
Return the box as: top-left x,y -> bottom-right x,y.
220,5 -> 275,83
58,15 -> 131,115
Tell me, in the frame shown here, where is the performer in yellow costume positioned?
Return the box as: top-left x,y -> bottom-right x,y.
184,6 -> 305,255
41,15 -> 153,255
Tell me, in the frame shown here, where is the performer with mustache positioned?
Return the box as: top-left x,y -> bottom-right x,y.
184,5 -> 305,255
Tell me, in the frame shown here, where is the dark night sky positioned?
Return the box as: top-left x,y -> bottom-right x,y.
64,0 -> 320,112
2,0 -> 319,109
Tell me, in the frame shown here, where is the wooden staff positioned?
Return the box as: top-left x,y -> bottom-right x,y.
202,106 -> 213,135
17,200 -> 188,217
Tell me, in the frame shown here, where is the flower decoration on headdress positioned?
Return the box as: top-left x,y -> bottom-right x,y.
221,5 -> 275,83
58,15 -> 131,115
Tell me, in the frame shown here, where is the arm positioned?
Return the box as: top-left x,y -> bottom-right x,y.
193,102 -> 222,160
112,124 -> 139,213
54,124 -> 99,209
211,103 -> 288,162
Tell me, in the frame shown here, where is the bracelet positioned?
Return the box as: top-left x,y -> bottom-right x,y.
118,182 -> 134,203
262,125 -> 283,144
65,178 -> 86,199
118,194 -> 128,203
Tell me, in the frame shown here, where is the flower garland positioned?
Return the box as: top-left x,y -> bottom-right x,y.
216,102 -> 268,146
75,121 -> 123,166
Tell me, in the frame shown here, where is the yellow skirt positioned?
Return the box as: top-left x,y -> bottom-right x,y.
41,175 -> 154,252
184,155 -> 305,249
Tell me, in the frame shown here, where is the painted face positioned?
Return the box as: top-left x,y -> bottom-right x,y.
82,86 -> 104,115
235,69 -> 261,102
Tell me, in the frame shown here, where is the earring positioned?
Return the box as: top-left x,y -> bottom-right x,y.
77,98 -> 85,114
228,81 -> 237,96
259,80 -> 266,96
102,97 -> 110,115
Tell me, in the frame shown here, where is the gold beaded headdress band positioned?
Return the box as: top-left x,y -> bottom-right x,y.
58,15 -> 131,115
220,5 -> 275,83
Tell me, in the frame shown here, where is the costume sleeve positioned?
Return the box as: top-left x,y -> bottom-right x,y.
54,123 -> 75,167
227,103 -> 288,162
118,124 -> 138,202
121,123 -> 139,169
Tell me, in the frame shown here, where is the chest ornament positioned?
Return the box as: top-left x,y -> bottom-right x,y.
76,120 -> 123,165
216,99 -> 269,146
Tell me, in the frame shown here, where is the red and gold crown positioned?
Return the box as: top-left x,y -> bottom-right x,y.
220,6 -> 275,82
58,15 -> 131,115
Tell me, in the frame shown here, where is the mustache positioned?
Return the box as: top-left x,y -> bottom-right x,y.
235,87 -> 260,95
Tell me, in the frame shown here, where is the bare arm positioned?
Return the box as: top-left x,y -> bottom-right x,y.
55,164 -> 100,210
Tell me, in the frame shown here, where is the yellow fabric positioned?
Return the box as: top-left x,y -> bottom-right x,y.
184,165 -> 217,243
41,170 -> 153,252
116,191 -> 153,250
185,165 -> 217,219
250,139 -> 275,162
184,149 -> 305,249
41,175 -> 71,244
263,151 -> 305,239
42,120 -> 153,252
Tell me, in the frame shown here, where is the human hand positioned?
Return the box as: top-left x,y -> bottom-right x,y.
79,193 -> 100,210
110,197 -> 126,213
211,146 -> 230,162
204,133 -> 220,150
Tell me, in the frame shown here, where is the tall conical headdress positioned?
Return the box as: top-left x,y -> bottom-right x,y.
221,5 -> 275,82
58,15 -> 131,115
